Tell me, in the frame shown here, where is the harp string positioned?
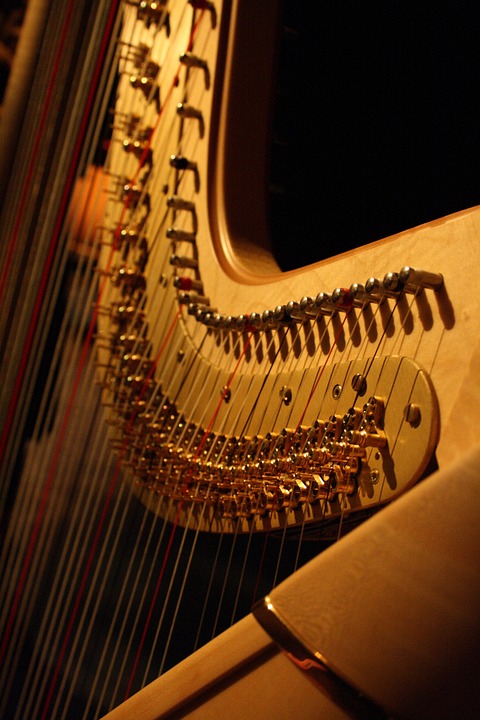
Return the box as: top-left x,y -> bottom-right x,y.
185,329 -> 292,643
0,0 -> 122,682
58,308 -> 184,716
0,0 -> 77,306
1,5 -> 169,714
290,299 -> 387,571
55,7 -> 220,708
269,306 -> 358,589
1,235 -> 115,719
42,302 -> 183,720
117,324 -> 255,699
92,322 -> 246,706
0,0 -> 121,582
0,0 -> 121,487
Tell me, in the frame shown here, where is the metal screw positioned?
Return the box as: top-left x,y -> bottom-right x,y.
332,384 -> 342,400
280,386 -> 292,405
404,403 -> 421,427
351,373 -> 367,395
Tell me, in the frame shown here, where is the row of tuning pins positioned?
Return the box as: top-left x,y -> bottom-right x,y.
183,267 -> 444,331
121,0 -> 214,104
130,1 -> 216,32
111,3 -> 216,317
114,53 -> 209,167
113,15 -> 213,232
167,158 -> 210,306
102,17 -> 162,321
163,6 -> 217,312
94,4 -> 211,414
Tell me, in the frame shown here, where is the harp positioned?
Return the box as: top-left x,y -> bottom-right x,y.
1,1 -> 479,718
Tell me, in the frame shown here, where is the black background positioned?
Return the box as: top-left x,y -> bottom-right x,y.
269,0 -> 480,269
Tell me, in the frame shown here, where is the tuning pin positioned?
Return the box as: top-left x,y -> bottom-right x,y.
129,57 -> 159,82
118,226 -> 141,245
202,311 -> 223,328
179,52 -> 210,89
191,304 -> 215,323
167,196 -> 198,233
302,292 -> 335,317
166,227 -> 197,242
170,254 -> 198,268
178,292 -> 210,306
114,112 -> 141,136
188,0 -> 217,28
112,303 -> 145,323
174,276 -> 204,292
348,282 -> 378,305
365,277 -> 399,301
136,1 -> 171,34
167,196 -> 195,213
117,333 -> 148,352
111,266 -> 146,294
122,181 -> 151,211
273,305 -> 293,325
331,287 -> 355,311
120,41 -> 149,67
399,266 -> 444,292
169,155 -> 200,192
261,309 -> 282,329
234,314 -> 257,332
122,139 -> 152,166
176,103 -> 205,138
285,301 -> 307,322
129,73 -> 161,111
297,296 -> 314,317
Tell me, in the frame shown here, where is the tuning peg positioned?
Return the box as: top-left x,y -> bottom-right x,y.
166,227 -> 197,242
176,103 -> 205,138
365,277 -> 399,301
136,1 -> 171,34
121,139 -> 153,166
188,0 -> 217,28
179,52 -> 210,89
170,154 -> 200,192
170,254 -> 198,268
174,276 -> 204,292
167,195 -> 198,232
399,266 -> 444,292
